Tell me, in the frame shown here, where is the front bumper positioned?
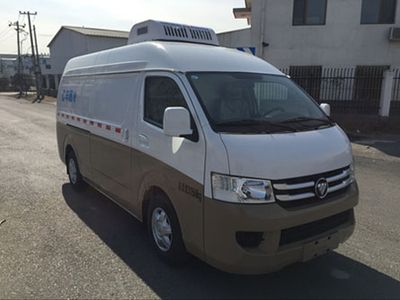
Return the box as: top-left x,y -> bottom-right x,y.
203,183 -> 359,274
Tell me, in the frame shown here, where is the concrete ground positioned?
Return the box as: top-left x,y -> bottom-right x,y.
0,94 -> 399,299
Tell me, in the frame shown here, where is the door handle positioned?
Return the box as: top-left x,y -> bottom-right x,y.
138,134 -> 149,148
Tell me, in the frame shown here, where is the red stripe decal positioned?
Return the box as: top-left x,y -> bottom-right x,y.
115,128 -> 121,133
106,125 -> 111,130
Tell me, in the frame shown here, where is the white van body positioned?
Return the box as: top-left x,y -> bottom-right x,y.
57,21 -> 358,274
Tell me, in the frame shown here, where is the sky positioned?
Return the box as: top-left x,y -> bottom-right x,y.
0,0 -> 248,55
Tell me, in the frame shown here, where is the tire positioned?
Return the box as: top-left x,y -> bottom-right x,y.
66,150 -> 87,191
147,193 -> 189,265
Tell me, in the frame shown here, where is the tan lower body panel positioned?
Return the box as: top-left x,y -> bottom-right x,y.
89,133 -> 132,208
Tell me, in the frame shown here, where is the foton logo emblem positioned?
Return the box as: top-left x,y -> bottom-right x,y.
315,178 -> 329,199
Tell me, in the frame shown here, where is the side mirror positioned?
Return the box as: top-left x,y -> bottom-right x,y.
163,107 -> 193,137
320,103 -> 331,117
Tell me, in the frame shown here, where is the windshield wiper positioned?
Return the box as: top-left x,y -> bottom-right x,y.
214,119 -> 298,132
282,117 -> 334,126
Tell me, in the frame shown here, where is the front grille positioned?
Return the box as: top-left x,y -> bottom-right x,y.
272,166 -> 353,208
279,209 -> 353,246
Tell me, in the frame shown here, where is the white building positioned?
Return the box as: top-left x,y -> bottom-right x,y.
219,1 -> 400,117
45,26 -> 129,90
218,0 -> 400,70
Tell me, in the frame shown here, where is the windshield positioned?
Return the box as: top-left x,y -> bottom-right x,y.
187,72 -> 334,134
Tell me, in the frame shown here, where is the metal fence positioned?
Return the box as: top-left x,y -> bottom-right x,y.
391,69 -> 400,116
280,67 -> 398,115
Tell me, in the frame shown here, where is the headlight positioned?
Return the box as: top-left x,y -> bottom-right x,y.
211,173 -> 275,204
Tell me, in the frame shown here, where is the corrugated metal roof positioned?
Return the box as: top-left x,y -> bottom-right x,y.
63,26 -> 129,39
47,26 -> 129,47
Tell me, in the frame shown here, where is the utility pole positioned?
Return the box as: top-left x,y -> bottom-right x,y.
9,21 -> 25,98
19,11 -> 42,102
33,25 -> 43,102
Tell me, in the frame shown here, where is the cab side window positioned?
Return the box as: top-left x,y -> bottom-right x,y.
144,76 -> 188,128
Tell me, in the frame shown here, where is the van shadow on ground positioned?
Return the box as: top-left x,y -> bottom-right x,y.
62,184 -> 400,299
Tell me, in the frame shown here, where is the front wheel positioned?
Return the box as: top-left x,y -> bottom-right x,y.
147,194 -> 189,265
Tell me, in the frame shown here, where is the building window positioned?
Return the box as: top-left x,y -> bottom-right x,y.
361,0 -> 397,24
144,76 -> 187,128
293,0 -> 327,26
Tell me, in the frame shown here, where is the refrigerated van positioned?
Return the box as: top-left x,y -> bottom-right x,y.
57,20 -> 358,274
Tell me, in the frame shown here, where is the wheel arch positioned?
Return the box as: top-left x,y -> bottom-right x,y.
137,169 -> 178,223
61,133 -> 75,164
141,185 -> 173,226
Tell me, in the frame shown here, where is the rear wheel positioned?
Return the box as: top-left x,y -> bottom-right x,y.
66,150 -> 87,191
147,193 -> 189,265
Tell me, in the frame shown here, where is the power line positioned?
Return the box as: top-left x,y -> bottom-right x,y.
0,30 -> 15,42
0,26 -> 11,36
0,27 -> 13,39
